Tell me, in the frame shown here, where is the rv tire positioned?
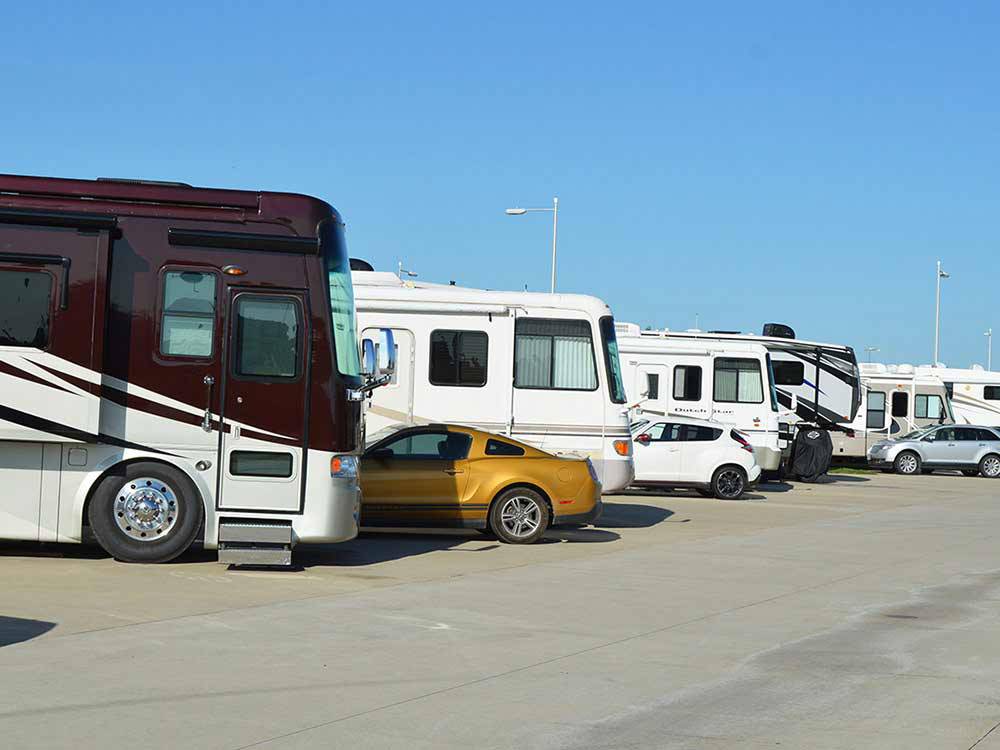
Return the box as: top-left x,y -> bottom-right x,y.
88,461 -> 204,563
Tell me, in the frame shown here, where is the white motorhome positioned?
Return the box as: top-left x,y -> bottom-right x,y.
616,323 -> 782,471
616,324 -> 861,432
352,271 -> 634,493
914,365 -> 1000,426
832,363 -> 953,459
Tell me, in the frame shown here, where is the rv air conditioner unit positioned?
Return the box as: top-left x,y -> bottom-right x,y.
349,258 -> 375,272
762,323 -> 796,339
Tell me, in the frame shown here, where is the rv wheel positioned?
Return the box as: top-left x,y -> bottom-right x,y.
88,462 -> 204,563
489,487 -> 549,544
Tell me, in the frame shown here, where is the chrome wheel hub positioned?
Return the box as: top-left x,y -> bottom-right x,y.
717,470 -> 744,498
114,477 -> 178,541
985,457 -> 1000,476
899,455 -> 918,474
500,496 -> 541,538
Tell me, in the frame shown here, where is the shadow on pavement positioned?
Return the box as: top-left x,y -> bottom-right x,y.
0,541 -> 109,561
591,502 -> 674,528
0,616 -> 56,647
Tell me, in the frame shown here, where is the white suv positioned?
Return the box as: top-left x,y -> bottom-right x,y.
630,416 -> 761,499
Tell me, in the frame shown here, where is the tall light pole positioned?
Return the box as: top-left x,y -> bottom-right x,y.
505,197 -> 559,293
933,260 -> 950,366
864,346 -> 880,363
986,328 -> 993,370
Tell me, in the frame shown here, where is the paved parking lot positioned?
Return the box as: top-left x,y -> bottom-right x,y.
3,472 -> 1000,749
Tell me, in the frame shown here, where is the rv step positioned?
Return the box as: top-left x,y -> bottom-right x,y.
218,521 -> 294,567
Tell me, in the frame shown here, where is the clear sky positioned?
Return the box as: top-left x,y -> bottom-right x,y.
3,1 -> 998,367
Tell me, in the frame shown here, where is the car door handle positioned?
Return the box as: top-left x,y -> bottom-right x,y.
948,443 -> 956,447
443,469 -> 465,475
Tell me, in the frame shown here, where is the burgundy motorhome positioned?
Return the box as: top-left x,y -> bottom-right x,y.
0,174 -> 393,564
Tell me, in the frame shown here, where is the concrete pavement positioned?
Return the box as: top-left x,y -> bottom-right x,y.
2,472 -> 999,749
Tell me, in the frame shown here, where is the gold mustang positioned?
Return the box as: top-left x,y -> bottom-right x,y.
360,424 -> 602,544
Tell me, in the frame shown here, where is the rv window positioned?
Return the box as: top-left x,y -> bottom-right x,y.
485,439 -> 525,456
867,391 -> 886,428
234,296 -> 301,379
891,391 -> 908,418
429,330 -> 488,387
673,366 -> 702,401
0,270 -> 52,348
229,451 -> 293,478
985,386 -> 1000,401
772,361 -> 804,386
160,270 -> 217,358
645,373 -> 660,400
599,316 -> 627,404
713,358 -> 764,404
514,318 -> 598,391
915,394 -> 943,420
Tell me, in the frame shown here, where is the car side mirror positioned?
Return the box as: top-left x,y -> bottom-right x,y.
923,435 -> 935,442
635,433 -> 651,445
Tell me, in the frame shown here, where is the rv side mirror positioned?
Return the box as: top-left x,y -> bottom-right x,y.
377,328 -> 396,378
360,338 -> 377,378
635,433 -> 652,445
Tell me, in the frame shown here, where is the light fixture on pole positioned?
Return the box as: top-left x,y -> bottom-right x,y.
933,260 -> 950,366
397,261 -> 417,280
505,197 -> 559,293
864,346 -> 880,363
986,328 -> 993,370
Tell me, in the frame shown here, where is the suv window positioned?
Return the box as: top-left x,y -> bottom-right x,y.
681,425 -> 722,441
647,423 -> 681,441
0,270 -> 53,348
979,428 -> 1000,441
955,427 -> 980,441
934,427 -> 956,441
369,430 -> 472,460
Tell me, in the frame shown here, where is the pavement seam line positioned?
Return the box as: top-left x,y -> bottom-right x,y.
969,719 -> 1000,750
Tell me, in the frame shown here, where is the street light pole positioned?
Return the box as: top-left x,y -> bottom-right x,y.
505,197 -> 559,293
864,346 -> 880,363
986,328 -> 993,370
933,260 -> 950,366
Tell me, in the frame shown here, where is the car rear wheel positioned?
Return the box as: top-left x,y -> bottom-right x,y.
893,451 -> 921,476
979,454 -> 1000,478
489,488 -> 549,544
712,465 -> 747,500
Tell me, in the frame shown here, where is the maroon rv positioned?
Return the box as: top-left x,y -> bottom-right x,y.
0,174 -> 393,564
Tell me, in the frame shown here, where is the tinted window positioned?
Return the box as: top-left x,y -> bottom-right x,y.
891,391 -> 908,418
0,270 -> 52,348
935,427 -> 956,441
650,423 -> 681,441
867,391 -> 886,429
645,373 -> 660,400
230,451 -> 293,478
985,386 -> 1000,401
160,270 -> 216,357
772,361 -> 804,386
429,330 -> 488,386
681,425 -> 722,441
955,427 -> 980,441
978,428 -> 1000,441
234,296 -> 301,379
713,358 -> 764,403
673,365 -> 702,401
514,318 -> 597,391
485,439 -> 525,456
915,394 -> 943,419
599,316 -> 627,404
371,431 -> 472,460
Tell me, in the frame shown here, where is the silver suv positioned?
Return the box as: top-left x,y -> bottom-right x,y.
868,425 -> 1000,477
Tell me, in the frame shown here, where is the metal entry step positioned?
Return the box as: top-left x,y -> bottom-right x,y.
218,520 -> 293,567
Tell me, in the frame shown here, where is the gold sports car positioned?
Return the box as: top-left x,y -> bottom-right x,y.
360,424 -> 603,544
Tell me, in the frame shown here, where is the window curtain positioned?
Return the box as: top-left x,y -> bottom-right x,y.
553,336 -> 597,389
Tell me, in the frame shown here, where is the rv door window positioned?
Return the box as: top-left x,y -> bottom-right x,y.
645,373 -> 660,400
514,318 -> 598,391
772,361 -> 804,386
891,391 -> 908,418
673,365 -> 702,401
230,451 -> 293,478
0,270 -> 52,348
713,358 -> 764,404
867,391 -> 886,428
915,394 -> 943,420
160,270 -> 217,357
233,296 -> 302,379
985,386 -> 1000,401
429,330 -> 488,387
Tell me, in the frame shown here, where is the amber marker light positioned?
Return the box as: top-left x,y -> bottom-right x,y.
613,439 -> 631,457
222,265 -> 247,276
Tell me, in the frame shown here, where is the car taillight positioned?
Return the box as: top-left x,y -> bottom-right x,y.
585,458 -> 599,482
613,439 -> 631,457
730,430 -> 754,453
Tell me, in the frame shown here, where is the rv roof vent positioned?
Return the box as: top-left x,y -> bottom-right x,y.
96,177 -> 194,188
615,322 -> 642,338
896,364 -> 915,375
708,330 -> 741,335
859,362 -> 887,374
972,364 -> 985,371
349,258 -> 375,272
762,323 -> 796,339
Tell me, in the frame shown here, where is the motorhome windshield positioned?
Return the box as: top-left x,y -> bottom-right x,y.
599,316 -> 627,404
765,354 -> 780,412
320,221 -> 361,378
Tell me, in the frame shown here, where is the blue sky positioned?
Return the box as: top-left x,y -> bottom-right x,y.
3,1 -> 998,367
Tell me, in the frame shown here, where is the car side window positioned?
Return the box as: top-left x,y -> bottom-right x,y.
370,431 -> 472,460
651,423 -> 682,441
978,428 -> 1000,441
485,439 -> 525,456
955,427 -> 979,441
936,428 -> 956,441
646,423 -> 667,441
680,425 -> 722,441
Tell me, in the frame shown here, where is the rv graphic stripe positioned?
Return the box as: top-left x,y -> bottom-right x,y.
0,403 -> 175,455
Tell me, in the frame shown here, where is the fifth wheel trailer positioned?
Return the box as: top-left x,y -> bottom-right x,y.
0,173 -> 387,564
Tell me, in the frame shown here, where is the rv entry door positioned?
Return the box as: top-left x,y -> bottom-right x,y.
218,289 -> 310,512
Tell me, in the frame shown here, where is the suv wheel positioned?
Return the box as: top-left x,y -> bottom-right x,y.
712,466 -> 747,500
979,454 -> 1000,478
894,451 -> 921,476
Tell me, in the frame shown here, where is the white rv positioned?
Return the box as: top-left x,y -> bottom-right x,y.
914,365 -> 1000,426
352,271 -> 634,493
832,363 -> 953,459
616,323 -> 782,471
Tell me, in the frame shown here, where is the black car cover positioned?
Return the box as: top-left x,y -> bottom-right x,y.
789,426 -> 833,482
